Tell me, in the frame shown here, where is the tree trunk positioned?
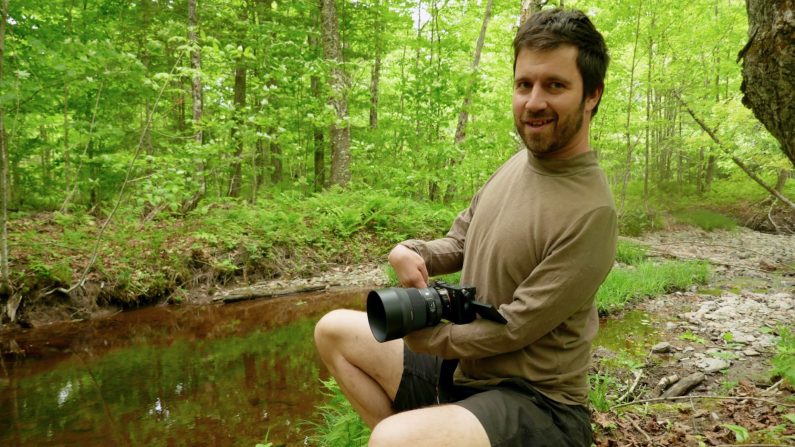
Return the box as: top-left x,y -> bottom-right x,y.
443,0 -> 493,203
619,0 -> 643,212
182,0 -> 206,213
369,0 -> 382,130
310,31 -> 325,191
0,0 -> 9,294
739,0 -> 795,168
319,0 -> 351,187
228,4 -> 248,198
520,0 -> 545,25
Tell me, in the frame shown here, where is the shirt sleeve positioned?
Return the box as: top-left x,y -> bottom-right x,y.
399,192 -> 481,277
404,205 -> 617,359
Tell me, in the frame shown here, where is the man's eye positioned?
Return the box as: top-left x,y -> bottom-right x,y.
550,82 -> 565,90
517,81 -> 531,89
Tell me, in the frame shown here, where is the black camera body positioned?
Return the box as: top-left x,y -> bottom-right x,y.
366,281 -> 506,343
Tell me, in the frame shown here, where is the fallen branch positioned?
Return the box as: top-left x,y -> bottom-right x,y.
673,92 -> 795,210
214,284 -> 326,303
610,394 -> 795,411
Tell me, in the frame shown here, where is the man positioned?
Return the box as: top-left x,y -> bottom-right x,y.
314,8 -> 617,447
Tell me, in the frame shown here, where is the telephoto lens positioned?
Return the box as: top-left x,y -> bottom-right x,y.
366,287 -> 443,342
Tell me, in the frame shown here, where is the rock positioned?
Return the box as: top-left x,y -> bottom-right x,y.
651,342 -> 672,353
665,322 -> 678,331
742,348 -> 760,356
698,358 -> 730,374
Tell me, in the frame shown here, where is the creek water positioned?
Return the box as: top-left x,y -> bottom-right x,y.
0,289 -> 366,447
0,291 -> 661,447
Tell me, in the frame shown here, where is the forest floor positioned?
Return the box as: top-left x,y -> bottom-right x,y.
592,227 -> 795,446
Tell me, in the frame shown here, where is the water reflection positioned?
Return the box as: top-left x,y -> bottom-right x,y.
0,290 -> 366,446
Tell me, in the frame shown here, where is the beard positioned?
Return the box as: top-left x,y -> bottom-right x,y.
516,100 -> 585,158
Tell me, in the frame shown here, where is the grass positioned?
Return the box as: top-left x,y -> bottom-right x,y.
771,326 -> 795,387
672,208 -> 737,231
596,260 -> 710,313
307,378 -> 370,447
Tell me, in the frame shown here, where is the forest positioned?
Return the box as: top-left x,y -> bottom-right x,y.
0,0 -> 792,309
0,0 -> 794,444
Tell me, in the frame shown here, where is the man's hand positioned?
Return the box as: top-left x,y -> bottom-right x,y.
388,244 -> 429,288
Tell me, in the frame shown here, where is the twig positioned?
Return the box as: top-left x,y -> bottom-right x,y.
610,394 -> 795,411
767,200 -> 781,234
624,414 -> 653,445
616,369 -> 643,404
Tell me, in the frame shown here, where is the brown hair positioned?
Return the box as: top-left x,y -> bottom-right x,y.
513,8 -> 609,115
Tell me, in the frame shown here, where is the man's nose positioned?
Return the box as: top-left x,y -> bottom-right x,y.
523,88 -> 548,113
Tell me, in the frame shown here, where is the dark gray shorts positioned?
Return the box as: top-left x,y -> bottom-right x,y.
392,346 -> 592,447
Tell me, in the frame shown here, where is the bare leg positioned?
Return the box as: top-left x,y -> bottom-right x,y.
368,404 -> 490,447
314,309 -> 404,428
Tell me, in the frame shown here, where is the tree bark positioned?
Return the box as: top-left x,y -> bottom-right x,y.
369,0 -> 382,130
319,0 -> 351,187
739,0 -> 795,168
0,0 -> 9,294
182,0 -> 206,213
227,4 -> 248,198
310,31 -> 325,192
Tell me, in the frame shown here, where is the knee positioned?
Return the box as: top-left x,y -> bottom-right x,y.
314,309 -> 358,359
368,418 -> 406,447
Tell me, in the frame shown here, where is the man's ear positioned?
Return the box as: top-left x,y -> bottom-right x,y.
584,84 -> 603,114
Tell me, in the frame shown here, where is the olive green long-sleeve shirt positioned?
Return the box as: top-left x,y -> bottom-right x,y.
401,149 -> 617,406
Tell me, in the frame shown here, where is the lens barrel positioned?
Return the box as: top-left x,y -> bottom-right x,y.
366,287 -> 443,342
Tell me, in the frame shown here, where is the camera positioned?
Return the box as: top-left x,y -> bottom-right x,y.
366,281 -> 507,342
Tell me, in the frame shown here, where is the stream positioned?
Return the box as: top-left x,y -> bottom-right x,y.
0,290 -> 366,446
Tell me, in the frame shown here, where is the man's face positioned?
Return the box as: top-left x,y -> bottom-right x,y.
512,45 -> 600,159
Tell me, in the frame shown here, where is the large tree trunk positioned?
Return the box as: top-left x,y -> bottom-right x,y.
739,0 -> 795,168
319,0 -> 351,187
182,0 -> 206,213
0,0 -> 9,295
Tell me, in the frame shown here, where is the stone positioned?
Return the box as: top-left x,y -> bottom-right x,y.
698,358 -> 730,374
651,342 -> 672,353
742,348 -> 760,356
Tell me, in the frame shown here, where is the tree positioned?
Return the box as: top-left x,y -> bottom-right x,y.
0,0 -> 9,295
182,0 -> 205,213
319,0 -> 351,187
738,0 -> 795,168
444,0 -> 494,203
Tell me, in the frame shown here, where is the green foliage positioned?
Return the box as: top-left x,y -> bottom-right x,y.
771,326 -> 795,387
673,209 -> 737,232
589,373 -> 617,412
615,240 -> 648,266
308,378 -> 370,447
596,261 -> 710,313
618,208 -> 664,237
679,330 -> 707,345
